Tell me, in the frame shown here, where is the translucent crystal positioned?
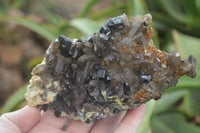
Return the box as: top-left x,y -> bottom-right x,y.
25,14 -> 197,123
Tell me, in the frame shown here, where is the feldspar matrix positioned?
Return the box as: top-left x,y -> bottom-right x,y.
25,14 -> 197,123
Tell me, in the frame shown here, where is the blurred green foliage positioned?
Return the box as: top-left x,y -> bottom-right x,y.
0,0 -> 199,132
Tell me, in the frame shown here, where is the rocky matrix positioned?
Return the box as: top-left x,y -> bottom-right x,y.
25,14 -> 197,123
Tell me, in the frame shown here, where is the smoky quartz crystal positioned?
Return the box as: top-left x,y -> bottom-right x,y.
25,14 -> 197,123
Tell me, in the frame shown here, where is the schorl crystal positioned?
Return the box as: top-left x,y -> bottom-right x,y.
25,14 -> 197,123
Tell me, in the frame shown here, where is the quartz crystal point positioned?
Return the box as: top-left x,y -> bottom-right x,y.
25,14 -> 197,123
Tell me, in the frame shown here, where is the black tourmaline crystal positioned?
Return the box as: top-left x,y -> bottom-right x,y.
25,14 -> 197,123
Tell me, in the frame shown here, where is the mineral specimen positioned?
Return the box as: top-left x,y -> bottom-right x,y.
25,14 -> 197,123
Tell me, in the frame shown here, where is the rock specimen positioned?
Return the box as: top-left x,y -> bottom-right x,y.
25,14 -> 197,123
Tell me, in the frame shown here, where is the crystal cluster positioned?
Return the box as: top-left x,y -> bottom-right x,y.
25,14 -> 197,123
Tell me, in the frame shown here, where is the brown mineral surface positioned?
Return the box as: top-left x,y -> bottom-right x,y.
25,14 -> 197,123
